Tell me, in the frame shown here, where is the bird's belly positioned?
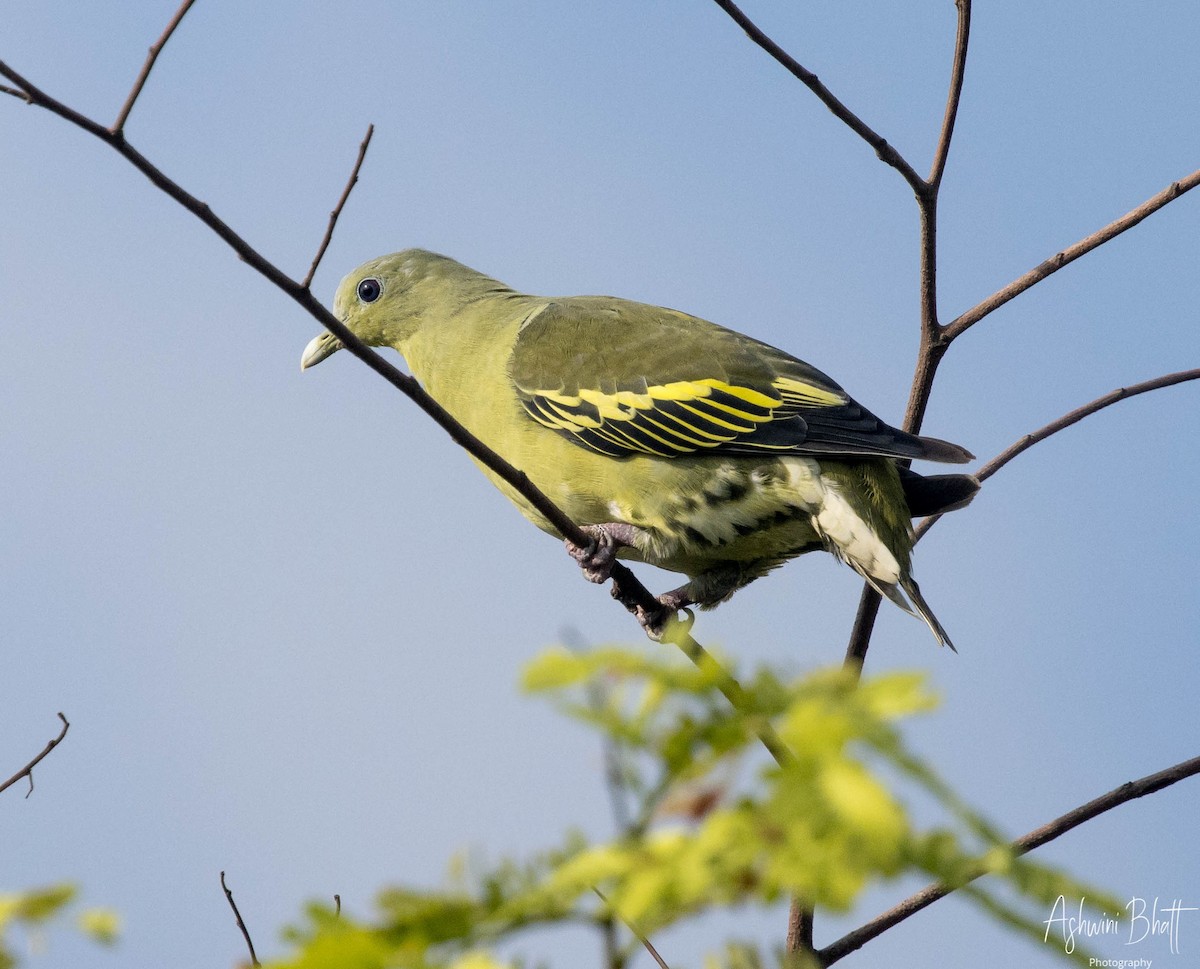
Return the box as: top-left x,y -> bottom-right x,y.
463,404 -> 838,578
561,455 -> 828,576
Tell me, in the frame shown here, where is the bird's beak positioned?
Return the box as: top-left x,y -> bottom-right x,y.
300,331 -> 344,370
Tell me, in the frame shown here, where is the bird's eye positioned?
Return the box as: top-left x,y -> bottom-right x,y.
357,277 -> 382,303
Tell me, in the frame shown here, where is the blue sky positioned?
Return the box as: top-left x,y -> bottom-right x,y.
2,2 -> 1198,967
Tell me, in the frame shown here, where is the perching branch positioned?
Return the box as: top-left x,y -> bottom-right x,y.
0,20 -> 798,893
0,13 -> 674,638
221,871 -> 261,967
820,752 -> 1200,965
0,713 -> 70,799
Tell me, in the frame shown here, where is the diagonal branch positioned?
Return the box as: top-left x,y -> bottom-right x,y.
973,368 -> 1200,485
709,0 -> 924,195
111,0 -> 198,134
302,123 -> 374,289
0,46 -> 683,642
0,57 -> 580,570
820,752 -> 1200,965
943,169 -> 1200,342
914,367 -> 1200,542
0,713 -> 70,798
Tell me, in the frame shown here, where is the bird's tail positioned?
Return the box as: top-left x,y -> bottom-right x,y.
875,575 -> 957,652
897,469 -> 980,518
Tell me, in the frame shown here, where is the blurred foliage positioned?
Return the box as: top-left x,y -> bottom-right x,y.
264,645 -> 1113,969
0,884 -> 119,968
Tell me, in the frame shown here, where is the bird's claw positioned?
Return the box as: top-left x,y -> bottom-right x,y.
565,526 -> 619,584
632,600 -> 696,644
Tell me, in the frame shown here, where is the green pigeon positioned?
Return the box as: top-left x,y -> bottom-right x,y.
302,250 -> 978,648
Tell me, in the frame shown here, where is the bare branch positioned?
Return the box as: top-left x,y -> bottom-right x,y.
820,752 -> 1200,965
0,82 -> 32,103
0,54 -> 690,649
914,368 -> 1200,543
847,175 -> 1200,666
302,123 -> 375,289
709,0 -> 924,194
111,0 -> 199,134
0,713 -> 70,799
666,618 -> 795,771
221,871 -> 261,967
944,169 -> 1200,341
928,0 -> 971,190
973,369 -> 1200,485
594,889 -> 671,969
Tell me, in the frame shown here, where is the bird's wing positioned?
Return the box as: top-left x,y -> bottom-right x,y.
509,298 -> 964,462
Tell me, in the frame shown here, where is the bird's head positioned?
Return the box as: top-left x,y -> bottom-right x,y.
301,248 -> 484,370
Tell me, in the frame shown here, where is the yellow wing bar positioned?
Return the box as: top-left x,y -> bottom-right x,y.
522,375 -> 848,458
774,376 -> 845,408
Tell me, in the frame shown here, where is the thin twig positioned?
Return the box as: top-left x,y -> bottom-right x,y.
0,713 -> 69,799
666,621 -> 795,771
975,368 -> 1200,484
302,123 -> 375,289
819,752 -> 1200,965
914,367 -> 1200,543
928,0 -> 971,191
221,871 -> 261,967
709,0 -> 924,194
943,169 -> 1200,341
111,0 -> 198,134
0,82 -> 31,103
594,889 -> 670,969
